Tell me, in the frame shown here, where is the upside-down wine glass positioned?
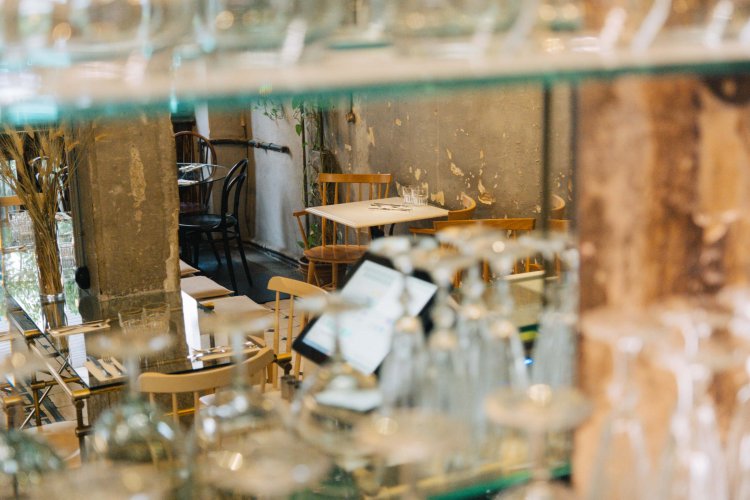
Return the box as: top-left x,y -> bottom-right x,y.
718,286 -> 750,499
368,236 -> 427,414
0,349 -> 65,497
581,307 -> 657,500
521,232 -> 579,389
90,303 -> 181,465
194,313 -> 282,451
408,240 -> 475,423
290,293 -> 380,477
485,383 -> 592,499
653,297 -> 736,500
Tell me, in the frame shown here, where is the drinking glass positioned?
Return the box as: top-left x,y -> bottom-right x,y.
90,304 -> 181,465
485,384 -> 592,499
408,240 -> 475,422
581,307 -> 658,500
357,409 -> 471,499
29,462 -> 171,499
718,286 -> 750,498
402,185 -> 415,206
388,0 -> 500,57
290,293 -> 380,472
652,297 -> 736,500
0,350 -> 65,497
200,0 -> 344,65
201,430 -> 331,497
9,211 -> 34,247
4,0 -> 193,67
194,314 -> 282,451
369,236 -> 427,413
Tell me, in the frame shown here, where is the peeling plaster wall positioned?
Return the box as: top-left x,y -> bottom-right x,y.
239,86 -> 572,259
323,85 -> 573,227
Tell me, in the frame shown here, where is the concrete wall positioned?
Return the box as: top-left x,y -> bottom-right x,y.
323,86 -> 560,222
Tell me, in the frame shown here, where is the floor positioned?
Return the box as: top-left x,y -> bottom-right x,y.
186,240 -> 303,303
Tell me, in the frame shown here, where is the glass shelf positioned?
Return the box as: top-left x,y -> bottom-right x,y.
2,41 -> 750,125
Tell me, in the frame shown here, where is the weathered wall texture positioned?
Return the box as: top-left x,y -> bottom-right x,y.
201,87 -> 573,260
574,75 -> 750,494
323,86 -> 573,223
75,113 -> 180,299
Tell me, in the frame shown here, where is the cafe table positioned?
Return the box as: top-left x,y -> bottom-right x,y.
305,196 -> 449,230
177,162 -> 229,215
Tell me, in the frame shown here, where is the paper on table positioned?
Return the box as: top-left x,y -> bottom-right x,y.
314,389 -> 382,412
178,179 -> 199,186
84,359 -> 125,382
181,276 -> 232,299
48,320 -> 111,338
189,346 -> 259,362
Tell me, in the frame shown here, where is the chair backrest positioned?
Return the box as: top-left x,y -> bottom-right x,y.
267,276 -> 326,385
318,172 -> 392,247
174,131 -> 217,165
447,193 -> 477,221
138,347 -> 274,425
434,218 -> 537,279
550,194 -> 566,219
220,159 -> 248,221
548,218 -> 570,232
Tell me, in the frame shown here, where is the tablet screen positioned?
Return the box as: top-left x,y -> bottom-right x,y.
293,257 -> 438,375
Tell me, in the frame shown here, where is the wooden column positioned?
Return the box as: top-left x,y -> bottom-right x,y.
574,74 -> 750,493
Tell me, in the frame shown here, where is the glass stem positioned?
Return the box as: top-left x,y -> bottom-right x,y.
331,313 -> 344,362
230,328 -> 246,389
125,355 -> 139,400
528,429 -> 551,483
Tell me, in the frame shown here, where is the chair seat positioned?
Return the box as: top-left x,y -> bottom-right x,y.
180,213 -> 237,231
304,245 -> 368,264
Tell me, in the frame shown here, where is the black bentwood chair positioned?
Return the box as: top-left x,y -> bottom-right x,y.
179,159 -> 252,292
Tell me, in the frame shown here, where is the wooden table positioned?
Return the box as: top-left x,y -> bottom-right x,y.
305,196 -> 449,229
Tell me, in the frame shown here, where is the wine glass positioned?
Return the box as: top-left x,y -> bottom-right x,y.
519,232 -> 579,389
368,236 -> 427,414
485,383 -> 592,499
201,429 -> 332,498
194,313 -> 282,451
652,297 -> 737,500
290,293 -> 380,473
28,462 -> 171,499
90,303 -> 181,465
356,409 -> 471,499
408,240 -> 475,421
717,286 -> 750,498
0,349 -> 65,497
581,307 -> 660,500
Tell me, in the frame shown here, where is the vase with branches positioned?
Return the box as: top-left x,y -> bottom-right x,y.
0,125 -> 90,303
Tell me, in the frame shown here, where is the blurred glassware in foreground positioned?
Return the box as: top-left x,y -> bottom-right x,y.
485,384 -> 591,499
388,0 -> 504,57
652,297 -> 735,500
91,304 -> 181,465
581,307 -> 657,500
195,314 -> 282,450
2,0 -> 193,68
199,0 -> 344,65
291,293 -> 380,471
330,0 -> 390,49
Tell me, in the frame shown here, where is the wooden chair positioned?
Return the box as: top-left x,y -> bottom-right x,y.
174,131 -> 217,165
550,194 -> 566,219
266,276 -> 326,388
293,172 -> 392,289
138,347 -> 273,426
408,193 -> 477,237
433,218 -> 537,281
548,218 -> 570,232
